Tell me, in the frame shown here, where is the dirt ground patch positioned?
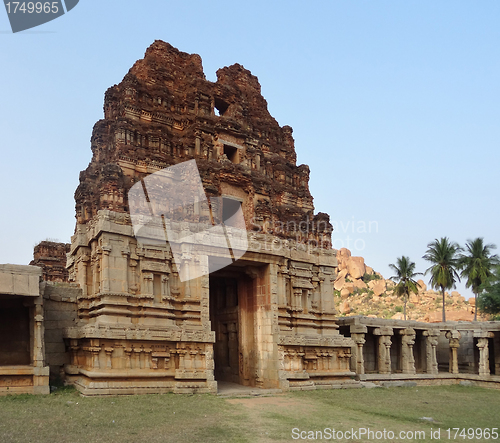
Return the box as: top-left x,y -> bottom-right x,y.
226,396 -> 304,408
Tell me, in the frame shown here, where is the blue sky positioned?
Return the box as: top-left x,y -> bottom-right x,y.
1,1 -> 499,299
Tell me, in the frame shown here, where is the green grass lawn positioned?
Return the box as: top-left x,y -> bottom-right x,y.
0,385 -> 499,442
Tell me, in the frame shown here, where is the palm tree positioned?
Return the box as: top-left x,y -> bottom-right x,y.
389,256 -> 422,320
477,265 -> 500,317
458,238 -> 499,321
423,237 -> 461,322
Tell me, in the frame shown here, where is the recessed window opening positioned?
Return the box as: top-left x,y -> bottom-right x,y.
222,197 -> 243,228
214,98 -> 229,116
223,145 -> 238,163
153,274 -> 162,303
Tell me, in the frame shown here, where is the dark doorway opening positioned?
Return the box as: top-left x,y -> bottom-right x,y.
209,266 -> 257,387
363,329 -> 377,373
390,332 -> 402,373
210,276 -> 239,383
489,337 -> 496,375
0,295 -> 31,365
414,330 -> 427,373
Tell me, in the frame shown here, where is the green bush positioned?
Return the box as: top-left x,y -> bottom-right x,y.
362,273 -> 381,283
395,306 -> 403,313
352,287 -> 369,296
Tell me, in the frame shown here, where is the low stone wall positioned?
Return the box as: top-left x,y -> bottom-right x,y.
41,282 -> 80,379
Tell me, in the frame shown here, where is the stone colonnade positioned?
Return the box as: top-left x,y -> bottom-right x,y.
339,317 -> 500,378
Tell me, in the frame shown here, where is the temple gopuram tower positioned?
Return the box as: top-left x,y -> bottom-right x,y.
65,41 -> 355,394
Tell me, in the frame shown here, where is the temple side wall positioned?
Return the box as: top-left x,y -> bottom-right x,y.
42,282 -> 80,378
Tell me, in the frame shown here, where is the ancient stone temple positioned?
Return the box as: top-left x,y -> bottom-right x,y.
63,41 -> 356,395
1,41 -> 498,397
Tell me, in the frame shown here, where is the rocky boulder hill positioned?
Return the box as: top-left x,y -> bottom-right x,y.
333,248 -> 481,322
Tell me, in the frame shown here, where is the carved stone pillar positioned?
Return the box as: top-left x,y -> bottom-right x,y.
277,262 -> 289,307
195,131 -> 201,156
400,328 -> 416,375
133,347 -> 142,369
374,327 -> 393,374
143,272 -> 153,298
143,346 -> 152,370
445,330 -> 461,374
92,253 -> 101,294
105,347 -> 114,369
161,275 -> 172,307
121,248 -> 130,293
80,255 -> 90,297
292,288 -> 302,311
33,303 -> 44,367
350,324 -> 368,375
423,329 -> 440,375
129,258 -> 138,294
101,245 -> 112,293
474,331 -> 494,376
89,341 -> 101,369
124,347 -> 132,369
69,339 -> 80,367
352,334 -> 366,375
477,338 -> 489,376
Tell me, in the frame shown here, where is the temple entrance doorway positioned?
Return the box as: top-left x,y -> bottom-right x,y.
209,265 -> 258,387
0,295 -> 31,366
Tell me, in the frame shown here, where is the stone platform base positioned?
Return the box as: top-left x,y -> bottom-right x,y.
65,366 -> 217,396
287,379 -> 362,391
362,373 -> 500,390
0,365 -> 50,395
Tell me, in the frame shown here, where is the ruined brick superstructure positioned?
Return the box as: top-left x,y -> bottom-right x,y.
75,41 -> 331,244
30,241 -> 71,283
64,41 -> 355,394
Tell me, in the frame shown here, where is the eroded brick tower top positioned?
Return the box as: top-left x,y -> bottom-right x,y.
75,40 -> 331,244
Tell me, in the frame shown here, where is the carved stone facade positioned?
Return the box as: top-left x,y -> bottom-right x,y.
63,41 -> 355,394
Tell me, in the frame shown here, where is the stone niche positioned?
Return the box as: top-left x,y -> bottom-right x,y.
0,264 -> 50,395
63,41 -> 355,395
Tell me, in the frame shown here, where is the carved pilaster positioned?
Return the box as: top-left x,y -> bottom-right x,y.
474,331 -> 494,376
33,304 -> 44,367
400,328 -> 416,375
101,245 -> 112,293
445,330 -> 461,374
105,347 -> 114,369
374,327 -> 393,374
352,333 -> 366,375
423,329 -> 440,375
121,247 -> 130,293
